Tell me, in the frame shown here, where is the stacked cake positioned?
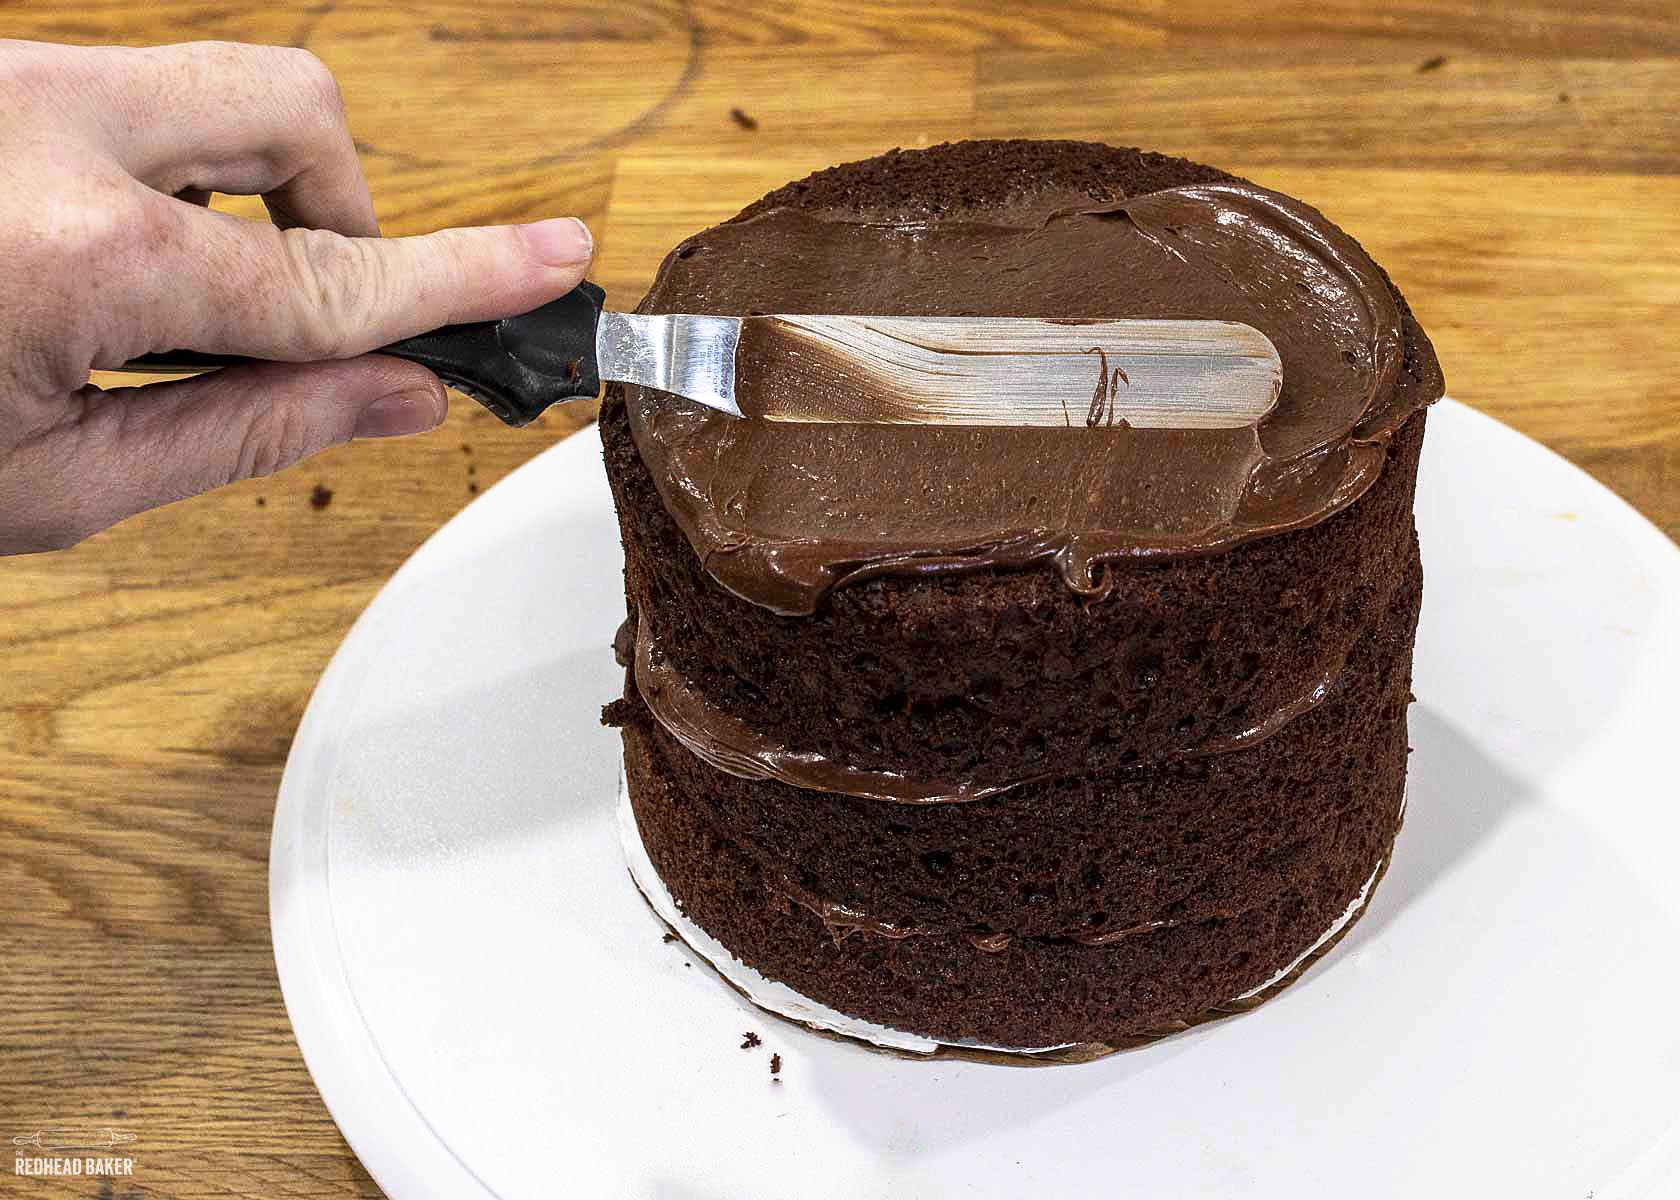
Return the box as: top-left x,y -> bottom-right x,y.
603,140 -> 1443,1055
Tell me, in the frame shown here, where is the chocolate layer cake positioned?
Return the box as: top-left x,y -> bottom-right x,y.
603,140 -> 1443,1054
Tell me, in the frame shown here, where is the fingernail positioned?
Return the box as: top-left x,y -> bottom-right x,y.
354,388 -> 446,439
519,216 -> 593,267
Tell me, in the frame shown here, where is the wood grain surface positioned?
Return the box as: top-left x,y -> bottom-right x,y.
2,3 -> 1676,1196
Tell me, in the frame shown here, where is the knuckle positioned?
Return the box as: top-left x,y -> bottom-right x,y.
280,228 -> 381,358
66,185 -> 150,265
71,202 -> 126,262
4,185 -> 163,386
11,183 -> 146,305
0,176 -> 162,389
411,227 -> 475,303
283,48 -> 348,118
234,400 -> 318,480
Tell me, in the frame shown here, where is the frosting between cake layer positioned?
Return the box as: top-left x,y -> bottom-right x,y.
633,607 -> 1037,803
633,605 -> 1356,803
626,179 -> 1442,617
766,861 -> 1195,950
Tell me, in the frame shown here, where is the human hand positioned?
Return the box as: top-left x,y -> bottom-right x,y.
0,39 -> 594,554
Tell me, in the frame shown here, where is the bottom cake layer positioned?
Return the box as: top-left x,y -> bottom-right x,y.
619,775 -> 1392,1061
618,551 -> 1421,1049
624,721 -> 1403,1050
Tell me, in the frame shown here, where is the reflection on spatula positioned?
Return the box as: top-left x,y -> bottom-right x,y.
124,282 -> 1282,430
729,314 -> 1280,429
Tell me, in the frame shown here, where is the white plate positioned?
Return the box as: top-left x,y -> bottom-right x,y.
272,400 -> 1680,1199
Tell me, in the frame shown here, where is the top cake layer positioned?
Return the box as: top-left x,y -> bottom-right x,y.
604,142 -> 1441,802
627,155 -> 1444,616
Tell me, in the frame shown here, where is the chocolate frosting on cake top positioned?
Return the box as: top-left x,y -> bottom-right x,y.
626,179 -> 1443,616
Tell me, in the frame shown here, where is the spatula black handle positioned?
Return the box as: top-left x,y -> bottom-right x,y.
123,281 -> 606,428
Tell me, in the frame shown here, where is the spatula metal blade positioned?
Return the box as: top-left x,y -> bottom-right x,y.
598,312 -> 1282,429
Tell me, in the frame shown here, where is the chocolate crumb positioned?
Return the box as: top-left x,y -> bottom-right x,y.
730,107 -> 759,131
661,931 -> 678,943
1417,55 -> 1447,73
460,443 -> 472,454
741,1031 -> 762,1049
1558,92 -> 1570,102
770,1053 -> 782,1076
309,483 -> 333,510
468,464 -> 477,477
683,962 -> 691,968
255,496 -> 266,507
468,482 -> 479,494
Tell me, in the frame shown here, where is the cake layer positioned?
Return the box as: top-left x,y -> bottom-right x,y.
627,146 -> 1443,618
613,547 -> 1418,952
603,393 -> 1424,797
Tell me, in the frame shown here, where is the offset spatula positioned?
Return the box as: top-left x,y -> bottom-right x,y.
128,281 -> 1282,429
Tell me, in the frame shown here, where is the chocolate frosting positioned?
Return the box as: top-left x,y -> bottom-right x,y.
626,180 -> 1441,617
765,856 -> 1251,950
633,605 -> 1352,803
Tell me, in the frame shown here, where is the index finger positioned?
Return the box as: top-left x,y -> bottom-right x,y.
116,192 -> 594,362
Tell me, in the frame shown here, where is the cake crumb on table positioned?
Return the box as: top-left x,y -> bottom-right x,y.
309,483 -> 333,510
730,107 -> 758,130
1416,54 -> 1447,72
770,1053 -> 782,1076
740,1031 -> 761,1050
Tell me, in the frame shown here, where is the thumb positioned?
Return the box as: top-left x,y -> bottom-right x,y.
2,356 -> 445,552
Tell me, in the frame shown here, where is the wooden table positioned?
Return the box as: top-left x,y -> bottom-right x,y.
2,3 -> 1675,1195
